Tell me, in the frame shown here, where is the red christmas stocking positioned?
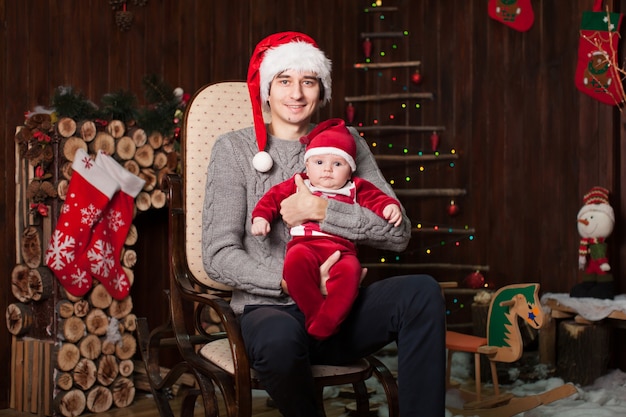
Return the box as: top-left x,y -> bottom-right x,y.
488,0 -> 534,32
77,151 -> 145,300
45,149 -> 120,297
574,1 -> 624,106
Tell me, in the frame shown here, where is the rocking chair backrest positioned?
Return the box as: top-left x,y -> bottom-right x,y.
181,81 -> 259,290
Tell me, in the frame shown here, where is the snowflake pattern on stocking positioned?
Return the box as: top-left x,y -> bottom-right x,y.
111,272 -> 130,292
69,267 -> 91,290
81,203 -> 103,227
45,230 -> 76,271
106,209 -> 125,232
80,154 -> 94,169
86,239 -> 115,277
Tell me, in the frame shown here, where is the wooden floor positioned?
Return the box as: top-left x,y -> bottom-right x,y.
0,390 -> 369,417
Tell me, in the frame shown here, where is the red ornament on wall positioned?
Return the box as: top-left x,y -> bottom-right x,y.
410,70 -> 422,85
447,200 -> 460,216
346,103 -> 355,124
430,131 -> 440,151
463,271 -> 485,289
363,38 -> 372,58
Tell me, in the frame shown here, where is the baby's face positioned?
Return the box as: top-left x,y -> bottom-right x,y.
305,154 -> 352,189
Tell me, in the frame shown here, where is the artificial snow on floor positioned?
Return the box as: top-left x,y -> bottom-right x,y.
541,293 -> 626,321
361,347 -> 626,417
443,351 -> 626,417
253,344 -> 626,416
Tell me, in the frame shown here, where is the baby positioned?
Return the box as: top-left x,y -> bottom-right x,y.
252,118 -> 402,339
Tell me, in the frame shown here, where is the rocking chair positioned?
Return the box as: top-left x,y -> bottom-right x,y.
445,283 -> 545,409
136,81 -> 399,417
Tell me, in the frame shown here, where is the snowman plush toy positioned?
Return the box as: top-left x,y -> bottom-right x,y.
570,186 -> 615,299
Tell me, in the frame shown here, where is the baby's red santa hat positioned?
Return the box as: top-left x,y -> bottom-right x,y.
247,31 -> 332,172
300,118 -> 356,172
579,186 -> 615,222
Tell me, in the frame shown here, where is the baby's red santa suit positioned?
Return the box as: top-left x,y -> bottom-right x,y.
571,186 -> 615,299
251,118 -> 400,340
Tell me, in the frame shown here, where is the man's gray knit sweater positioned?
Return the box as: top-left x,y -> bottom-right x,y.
202,125 -> 411,314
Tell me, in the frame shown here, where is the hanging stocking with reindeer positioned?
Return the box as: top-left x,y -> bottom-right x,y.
488,0 -> 535,32
574,0 -> 624,106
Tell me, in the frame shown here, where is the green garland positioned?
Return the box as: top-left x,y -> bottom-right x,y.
99,90 -> 139,123
51,86 -> 98,121
136,74 -> 180,137
50,74 -> 184,137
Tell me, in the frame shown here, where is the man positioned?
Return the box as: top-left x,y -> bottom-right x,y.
202,31 -> 446,416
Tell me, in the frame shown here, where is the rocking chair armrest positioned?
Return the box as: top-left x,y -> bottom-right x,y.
171,276 -> 251,376
176,283 -> 242,336
192,291 -> 242,335
182,288 -> 251,376
175,282 -> 249,354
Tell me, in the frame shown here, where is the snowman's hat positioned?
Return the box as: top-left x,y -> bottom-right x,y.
579,186 -> 614,222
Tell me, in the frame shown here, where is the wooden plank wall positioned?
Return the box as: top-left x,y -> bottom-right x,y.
1,0 -> 625,407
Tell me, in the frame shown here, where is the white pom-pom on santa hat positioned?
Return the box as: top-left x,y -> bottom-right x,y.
247,32 -> 332,172
252,151 -> 274,173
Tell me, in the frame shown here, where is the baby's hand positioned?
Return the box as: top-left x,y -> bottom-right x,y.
383,204 -> 402,227
252,218 -> 271,236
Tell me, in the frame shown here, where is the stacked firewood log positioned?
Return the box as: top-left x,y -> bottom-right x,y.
54,117 -> 177,211
53,284 -> 137,415
8,115 -> 178,416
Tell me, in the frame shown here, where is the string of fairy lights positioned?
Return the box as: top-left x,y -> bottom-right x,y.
356,1 -> 488,319
353,0 -> 478,264
375,224 -> 476,263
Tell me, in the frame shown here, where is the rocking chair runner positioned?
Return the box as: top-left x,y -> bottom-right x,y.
136,81 -> 399,417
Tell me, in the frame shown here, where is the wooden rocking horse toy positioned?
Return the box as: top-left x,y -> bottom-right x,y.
446,283 -> 577,416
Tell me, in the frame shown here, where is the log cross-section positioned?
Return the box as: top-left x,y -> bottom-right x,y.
96,355 -> 119,386
6,303 -> 33,336
73,358 -> 97,390
12,116 -> 147,415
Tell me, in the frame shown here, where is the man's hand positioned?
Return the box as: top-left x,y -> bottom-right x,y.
319,250 -> 367,296
282,251 -> 368,296
280,174 -> 328,227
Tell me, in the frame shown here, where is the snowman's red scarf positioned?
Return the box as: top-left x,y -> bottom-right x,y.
579,237 -> 605,256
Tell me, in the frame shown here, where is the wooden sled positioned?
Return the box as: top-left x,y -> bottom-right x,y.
447,383 -> 577,417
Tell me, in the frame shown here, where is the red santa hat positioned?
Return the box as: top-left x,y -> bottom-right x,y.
300,118 -> 356,172
579,186 -> 614,222
247,32 -> 332,172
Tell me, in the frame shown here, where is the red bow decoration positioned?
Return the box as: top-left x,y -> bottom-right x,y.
33,131 -> 51,143
35,166 -> 45,179
30,203 -> 49,217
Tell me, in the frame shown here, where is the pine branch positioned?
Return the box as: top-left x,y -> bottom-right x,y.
51,86 -> 98,121
142,74 -> 176,105
98,90 -> 138,122
138,74 -> 181,136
